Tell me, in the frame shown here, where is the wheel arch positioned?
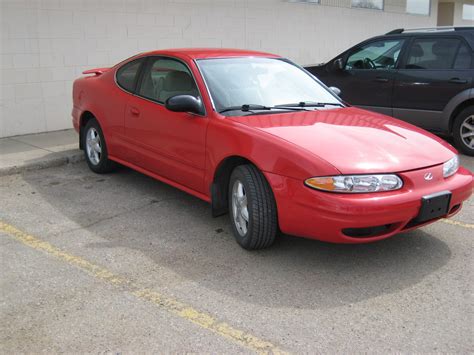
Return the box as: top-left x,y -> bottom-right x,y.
211,155 -> 265,217
78,111 -> 97,150
449,98 -> 474,134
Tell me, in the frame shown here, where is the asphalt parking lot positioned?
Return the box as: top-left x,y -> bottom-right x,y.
1,155 -> 473,353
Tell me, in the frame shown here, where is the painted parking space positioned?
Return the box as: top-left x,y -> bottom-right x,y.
0,221 -> 286,354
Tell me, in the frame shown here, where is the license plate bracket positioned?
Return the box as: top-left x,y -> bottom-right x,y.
415,191 -> 452,223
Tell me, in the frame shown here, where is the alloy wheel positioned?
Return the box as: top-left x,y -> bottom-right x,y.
231,179 -> 249,236
85,127 -> 102,165
460,115 -> 474,149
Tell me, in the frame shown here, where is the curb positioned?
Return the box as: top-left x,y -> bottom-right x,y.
0,149 -> 84,177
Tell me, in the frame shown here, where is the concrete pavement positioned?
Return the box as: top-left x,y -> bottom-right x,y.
0,129 -> 82,176
0,156 -> 472,353
0,129 -> 473,352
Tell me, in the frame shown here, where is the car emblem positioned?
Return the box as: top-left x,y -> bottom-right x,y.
424,172 -> 433,181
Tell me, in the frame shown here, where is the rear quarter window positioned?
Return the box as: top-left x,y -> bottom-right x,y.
116,58 -> 144,92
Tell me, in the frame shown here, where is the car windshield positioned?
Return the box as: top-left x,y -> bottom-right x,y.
196,57 -> 341,114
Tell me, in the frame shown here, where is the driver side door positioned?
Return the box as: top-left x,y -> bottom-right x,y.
334,38 -> 407,116
123,56 -> 209,193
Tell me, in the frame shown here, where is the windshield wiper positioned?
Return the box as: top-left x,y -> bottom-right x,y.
218,104 -> 308,114
218,104 -> 271,114
275,101 -> 343,108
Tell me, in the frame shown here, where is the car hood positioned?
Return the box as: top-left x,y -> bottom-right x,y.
228,107 -> 456,174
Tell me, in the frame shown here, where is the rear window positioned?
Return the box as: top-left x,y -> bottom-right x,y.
116,58 -> 144,92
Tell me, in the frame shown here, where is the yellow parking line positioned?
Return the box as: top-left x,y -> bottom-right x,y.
441,219 -> 474,229
0,221 -> 287,355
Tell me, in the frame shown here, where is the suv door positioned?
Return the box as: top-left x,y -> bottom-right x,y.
329,38 -> 406,116
392,36 -> 473,132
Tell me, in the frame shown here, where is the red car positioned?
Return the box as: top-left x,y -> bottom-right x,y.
72,49 -> 473,250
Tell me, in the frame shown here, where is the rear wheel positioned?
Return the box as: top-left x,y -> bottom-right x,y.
82,119 -> 115,173
453,106 -> 474,156
228,164 -> 278,250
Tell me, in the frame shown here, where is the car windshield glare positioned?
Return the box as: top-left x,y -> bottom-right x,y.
196,57 -> 341,114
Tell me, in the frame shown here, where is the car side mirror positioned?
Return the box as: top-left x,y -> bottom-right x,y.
329,86 -> 341,97
165,95 -> 203,115
334,58 -> 344,71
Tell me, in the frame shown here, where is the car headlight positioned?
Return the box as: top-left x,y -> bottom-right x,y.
305,174 -> 403,193
443,155 -> 459,178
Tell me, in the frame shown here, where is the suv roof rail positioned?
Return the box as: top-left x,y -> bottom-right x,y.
386,28 -> 404,34
386,26 -> 474,35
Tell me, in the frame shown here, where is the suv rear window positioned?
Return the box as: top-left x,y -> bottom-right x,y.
405,38 -> 471,70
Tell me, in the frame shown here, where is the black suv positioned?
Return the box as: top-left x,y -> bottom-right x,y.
305,27 -> 474,156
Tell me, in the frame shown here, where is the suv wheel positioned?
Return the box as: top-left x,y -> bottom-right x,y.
453,106 -> 474,156
228,164 -> 278,250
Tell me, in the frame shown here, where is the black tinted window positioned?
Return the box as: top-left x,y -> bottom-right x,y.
406,38 -> 467,70
116,59 -> 143,92
454,43 -> 472,69
138,57 -> 199,103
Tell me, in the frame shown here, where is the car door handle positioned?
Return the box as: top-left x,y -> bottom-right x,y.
399,81 -> 429,86
449,78 -> 467,84
374,77 -> 389,83
130,107 -> 140,116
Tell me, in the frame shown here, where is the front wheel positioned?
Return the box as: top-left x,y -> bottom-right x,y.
228,164 -> 278,250
453,106 -> 474,156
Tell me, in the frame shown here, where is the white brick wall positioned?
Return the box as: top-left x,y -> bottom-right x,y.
0,0 -> 447,137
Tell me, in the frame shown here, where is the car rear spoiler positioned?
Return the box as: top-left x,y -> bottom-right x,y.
82,67 -> 110,76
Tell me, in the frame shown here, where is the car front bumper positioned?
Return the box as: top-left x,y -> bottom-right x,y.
265,165 -> 473,243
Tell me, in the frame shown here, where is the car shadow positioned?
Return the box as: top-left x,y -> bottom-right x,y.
22,162 -> 452,310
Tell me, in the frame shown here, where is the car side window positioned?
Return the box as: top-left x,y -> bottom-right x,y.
116,58 -> 144,92
138,57 -> 200,103
346,39 -> 405,70
454,42 -> 472,69
405,38 -> 469,70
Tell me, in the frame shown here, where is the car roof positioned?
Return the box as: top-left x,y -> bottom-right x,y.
383,28 -> 474,49
139,48 -> 281,60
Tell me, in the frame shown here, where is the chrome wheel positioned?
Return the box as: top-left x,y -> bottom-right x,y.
460,115 -> 474,149
231,179 -> 249,236
85,127 -> 102,165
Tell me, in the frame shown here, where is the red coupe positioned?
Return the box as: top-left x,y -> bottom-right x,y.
72,49 -> 473,250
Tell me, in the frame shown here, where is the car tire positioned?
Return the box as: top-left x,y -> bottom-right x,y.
82,119 -> 115,173
228,164 -> 278,250
453,106 -> 474,156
